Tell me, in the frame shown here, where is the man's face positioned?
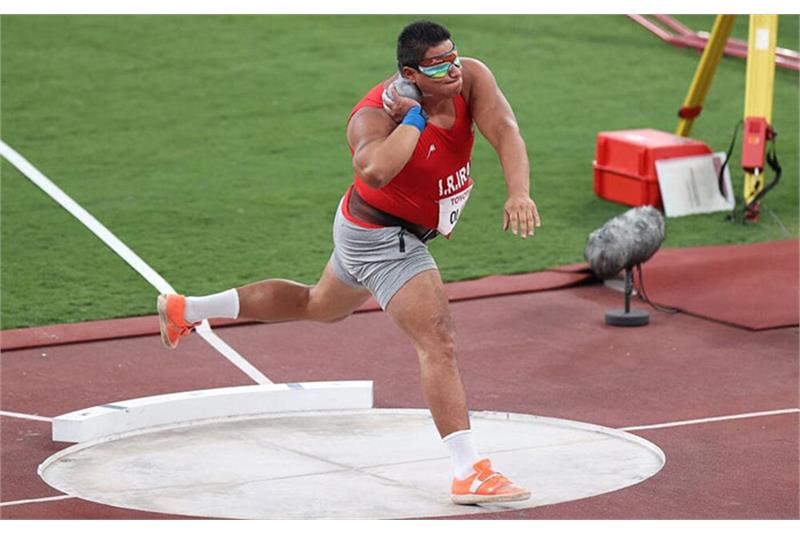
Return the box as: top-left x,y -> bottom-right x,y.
403,39 -> 463,99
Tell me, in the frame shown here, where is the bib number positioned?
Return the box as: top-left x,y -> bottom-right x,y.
437,183 -> 473,237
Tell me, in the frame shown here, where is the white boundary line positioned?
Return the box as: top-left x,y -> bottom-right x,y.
5,407 -> 793,430
3,407 -> 795,509
0,410 -> 53,422
0,495 -> 75,508
0,139 -> 271,385
194,321 -> 272,383
619,408 -> 800,431
0,140 -> 175,295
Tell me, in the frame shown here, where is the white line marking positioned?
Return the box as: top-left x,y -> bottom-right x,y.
0,140 -> 271,385
0,410 -> 53,422
619,408 -> 800,431
0,495 -> 74,507
195,323 -> 272,384
0,141 -> 175,295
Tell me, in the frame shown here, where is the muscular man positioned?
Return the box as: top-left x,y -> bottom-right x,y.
158,20 -> 540,505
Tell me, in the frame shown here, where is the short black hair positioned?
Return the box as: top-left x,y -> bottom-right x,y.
396,20 -> 452,70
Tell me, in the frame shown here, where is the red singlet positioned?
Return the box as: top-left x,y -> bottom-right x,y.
343,82 -> 475,233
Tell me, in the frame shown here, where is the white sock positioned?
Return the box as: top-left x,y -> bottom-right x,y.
442,429 -> 481,480
184,289 -> 240,324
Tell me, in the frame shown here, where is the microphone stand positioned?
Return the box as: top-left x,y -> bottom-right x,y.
605,264 -> 650,326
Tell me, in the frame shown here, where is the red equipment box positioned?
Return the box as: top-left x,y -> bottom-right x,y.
593,129 -> 712,208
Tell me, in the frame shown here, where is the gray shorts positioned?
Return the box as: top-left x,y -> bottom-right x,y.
330,198 -> 438,310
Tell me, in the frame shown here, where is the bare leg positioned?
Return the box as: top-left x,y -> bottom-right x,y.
237,261 -> 371,323
385,269 -> 470,437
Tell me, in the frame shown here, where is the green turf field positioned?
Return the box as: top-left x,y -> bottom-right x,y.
1,15 -> 798,329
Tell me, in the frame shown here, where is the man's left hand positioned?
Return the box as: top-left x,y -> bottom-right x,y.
503,195 -> 541,238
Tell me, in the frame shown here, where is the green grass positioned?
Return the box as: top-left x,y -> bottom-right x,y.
1,15 -> 798,328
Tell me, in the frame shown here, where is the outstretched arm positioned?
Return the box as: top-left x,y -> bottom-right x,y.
463,58 -> 541,238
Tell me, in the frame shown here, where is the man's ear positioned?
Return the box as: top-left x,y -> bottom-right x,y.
400,66 -> 417,81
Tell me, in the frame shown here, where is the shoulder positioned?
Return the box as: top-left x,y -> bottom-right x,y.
462,56 -> 493,75
346,79 -> 400,147
346,107 -> 397,152
461,57 -> 497,104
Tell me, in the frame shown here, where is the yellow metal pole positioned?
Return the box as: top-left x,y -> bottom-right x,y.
675,15 -> 737,137
742,15 -> 778,213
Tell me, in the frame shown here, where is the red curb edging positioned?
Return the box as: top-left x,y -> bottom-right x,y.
0,267 -> 594,351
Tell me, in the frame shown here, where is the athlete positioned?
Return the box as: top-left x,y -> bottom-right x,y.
158,20 -> 540,505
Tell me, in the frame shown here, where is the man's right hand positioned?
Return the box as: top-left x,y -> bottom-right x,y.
382,85 -> 423,123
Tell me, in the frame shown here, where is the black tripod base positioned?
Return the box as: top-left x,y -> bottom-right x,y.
605,308 -> 650,327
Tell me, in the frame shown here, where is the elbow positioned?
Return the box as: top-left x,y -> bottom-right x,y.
353,158 -> 392,189
487,121 -> 524,154
496,120 -> 521,142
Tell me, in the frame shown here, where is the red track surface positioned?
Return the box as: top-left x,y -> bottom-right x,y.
1,243 -> 798,519
640,240 -> 799,330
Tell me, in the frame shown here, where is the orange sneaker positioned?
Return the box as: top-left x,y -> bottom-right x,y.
157,294 -> 197,349
451,459 -> 531,505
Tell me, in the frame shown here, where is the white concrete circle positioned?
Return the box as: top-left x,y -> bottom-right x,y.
39,409 -> 665,519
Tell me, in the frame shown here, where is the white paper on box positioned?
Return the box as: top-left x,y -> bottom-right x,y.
656,152 -> 735,218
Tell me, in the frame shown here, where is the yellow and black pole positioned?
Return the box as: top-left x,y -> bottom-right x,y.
675,15 -> 737,138
741,15 -> 779,220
